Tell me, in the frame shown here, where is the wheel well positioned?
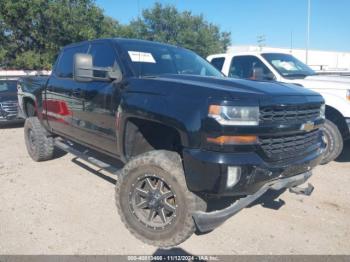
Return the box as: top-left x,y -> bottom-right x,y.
124,118 -> 182,160
325,105 -> 349,139
23,97 -> 36,117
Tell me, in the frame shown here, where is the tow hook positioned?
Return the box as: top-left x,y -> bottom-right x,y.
289,183 -> 314,196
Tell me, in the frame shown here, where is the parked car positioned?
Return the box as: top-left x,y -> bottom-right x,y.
207,52 -> 350,164
23,38 -> 325,247
0,78 -> 23,125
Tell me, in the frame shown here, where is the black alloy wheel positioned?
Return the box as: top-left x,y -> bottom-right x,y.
129,175 -> 177,230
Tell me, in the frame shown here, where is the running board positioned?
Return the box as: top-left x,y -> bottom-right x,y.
54,139 -> 120,174
289,183 -> 314,196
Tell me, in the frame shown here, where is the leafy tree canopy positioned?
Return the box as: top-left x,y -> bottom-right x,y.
0,1 -> 231,69
128,3 -> 231,58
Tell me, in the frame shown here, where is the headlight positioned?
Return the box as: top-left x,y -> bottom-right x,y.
320,104 -> 326,119
209,105 -> 259,126
347,90 -> 350,101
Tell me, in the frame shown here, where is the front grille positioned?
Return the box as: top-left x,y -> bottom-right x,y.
0,101 -> 18,118
260,129 -> 321,161
260,104 -> 321,123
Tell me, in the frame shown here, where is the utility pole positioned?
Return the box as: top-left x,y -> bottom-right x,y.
257,35 -> 266,51
306,0 -> 311,64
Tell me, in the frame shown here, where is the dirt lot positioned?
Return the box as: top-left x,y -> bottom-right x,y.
0,125 -> 349,255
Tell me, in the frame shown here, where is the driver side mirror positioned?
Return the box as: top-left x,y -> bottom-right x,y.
265,72 -> 276,81
252,67 -> 276,81
252,67 -> 264,80
73,53 -> 122,82
73,53 -> 93,82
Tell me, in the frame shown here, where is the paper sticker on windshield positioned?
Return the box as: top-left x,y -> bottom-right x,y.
273,61 -> 297,71
128,51 -> 156,63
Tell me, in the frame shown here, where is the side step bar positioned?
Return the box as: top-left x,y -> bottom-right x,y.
289,183 -> 314,196
54,139 -> 121,174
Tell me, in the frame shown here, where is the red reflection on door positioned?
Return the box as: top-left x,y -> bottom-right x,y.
43,100 -> 72,116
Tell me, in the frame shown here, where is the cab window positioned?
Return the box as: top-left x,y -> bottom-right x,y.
89,42 -> 117,68
229,55 -> 275,81
88,42 -> 120,78
55,45 -> 88,78
0,80 -> 17,92
210,57 -> 225,71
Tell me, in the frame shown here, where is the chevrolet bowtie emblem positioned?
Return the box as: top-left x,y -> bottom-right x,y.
301,121 -> 315,132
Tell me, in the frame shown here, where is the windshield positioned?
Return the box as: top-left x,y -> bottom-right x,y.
262,53 -> 316,78
119,41 -> 224,78
0,80 -> 17,93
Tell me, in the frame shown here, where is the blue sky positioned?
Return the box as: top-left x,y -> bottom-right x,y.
96,0 -> 350,52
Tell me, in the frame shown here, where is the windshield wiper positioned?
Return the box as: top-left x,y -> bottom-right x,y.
284,73 -> 311,78
140,75 -> 160,79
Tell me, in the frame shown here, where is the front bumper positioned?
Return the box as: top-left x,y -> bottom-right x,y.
0,102 -> 23,123
183,142 -> 324,196
346,118 -> 350,134
193,171 -> 313,232
0,113 -> 24,124
0,117 -> 24,125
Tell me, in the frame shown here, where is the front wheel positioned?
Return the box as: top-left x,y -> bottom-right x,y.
115,150 -> 206,247
320,119 -> 343,165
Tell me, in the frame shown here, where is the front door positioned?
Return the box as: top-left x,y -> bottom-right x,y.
71,41 -> 122,155
45,44 -> 88,139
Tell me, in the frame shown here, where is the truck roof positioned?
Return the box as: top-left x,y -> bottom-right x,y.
63,38 -> 183,50
207,51 -> 291,60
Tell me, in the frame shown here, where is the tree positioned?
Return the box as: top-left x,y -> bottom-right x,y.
0,0 -> 124,69
128,3 -> 231,57
0,1 -> 231,69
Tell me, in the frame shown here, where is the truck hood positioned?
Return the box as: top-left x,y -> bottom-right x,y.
306,75 -> 350,83
151,74 -> 319,97
0,92 -> 17,102
291,75 -> 350,90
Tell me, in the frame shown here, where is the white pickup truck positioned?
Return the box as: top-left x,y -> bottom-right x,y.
207,52 -> 350,164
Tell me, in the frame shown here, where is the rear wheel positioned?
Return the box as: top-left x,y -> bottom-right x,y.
24,117 -> 54,161
320,119 -> 343,164
115,150 -> 206,247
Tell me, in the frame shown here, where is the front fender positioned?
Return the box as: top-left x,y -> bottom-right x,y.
117,91 -> 205,161
319,90 -> 350,118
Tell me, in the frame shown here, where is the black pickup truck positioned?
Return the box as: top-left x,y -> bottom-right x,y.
23,38 -> 326,247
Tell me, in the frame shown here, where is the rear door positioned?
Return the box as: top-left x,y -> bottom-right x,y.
71,41 -> 122,155
45,44 -> 89,138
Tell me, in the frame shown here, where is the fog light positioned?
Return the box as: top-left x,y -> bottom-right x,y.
227,166 -> 241,188
346,119 -> 350,131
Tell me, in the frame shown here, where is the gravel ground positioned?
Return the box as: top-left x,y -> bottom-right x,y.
0,125 -> 349,255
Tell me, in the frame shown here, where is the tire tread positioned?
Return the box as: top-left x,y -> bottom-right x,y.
115,150 -> 205,247
24,117 -> 54,162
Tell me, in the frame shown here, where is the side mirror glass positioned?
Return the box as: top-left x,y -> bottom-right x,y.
73,53 -> 122,83
265,72 -> 276,81
73,53 -> 93,82
252,67 -> 264,80
107,62 -> 123,81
